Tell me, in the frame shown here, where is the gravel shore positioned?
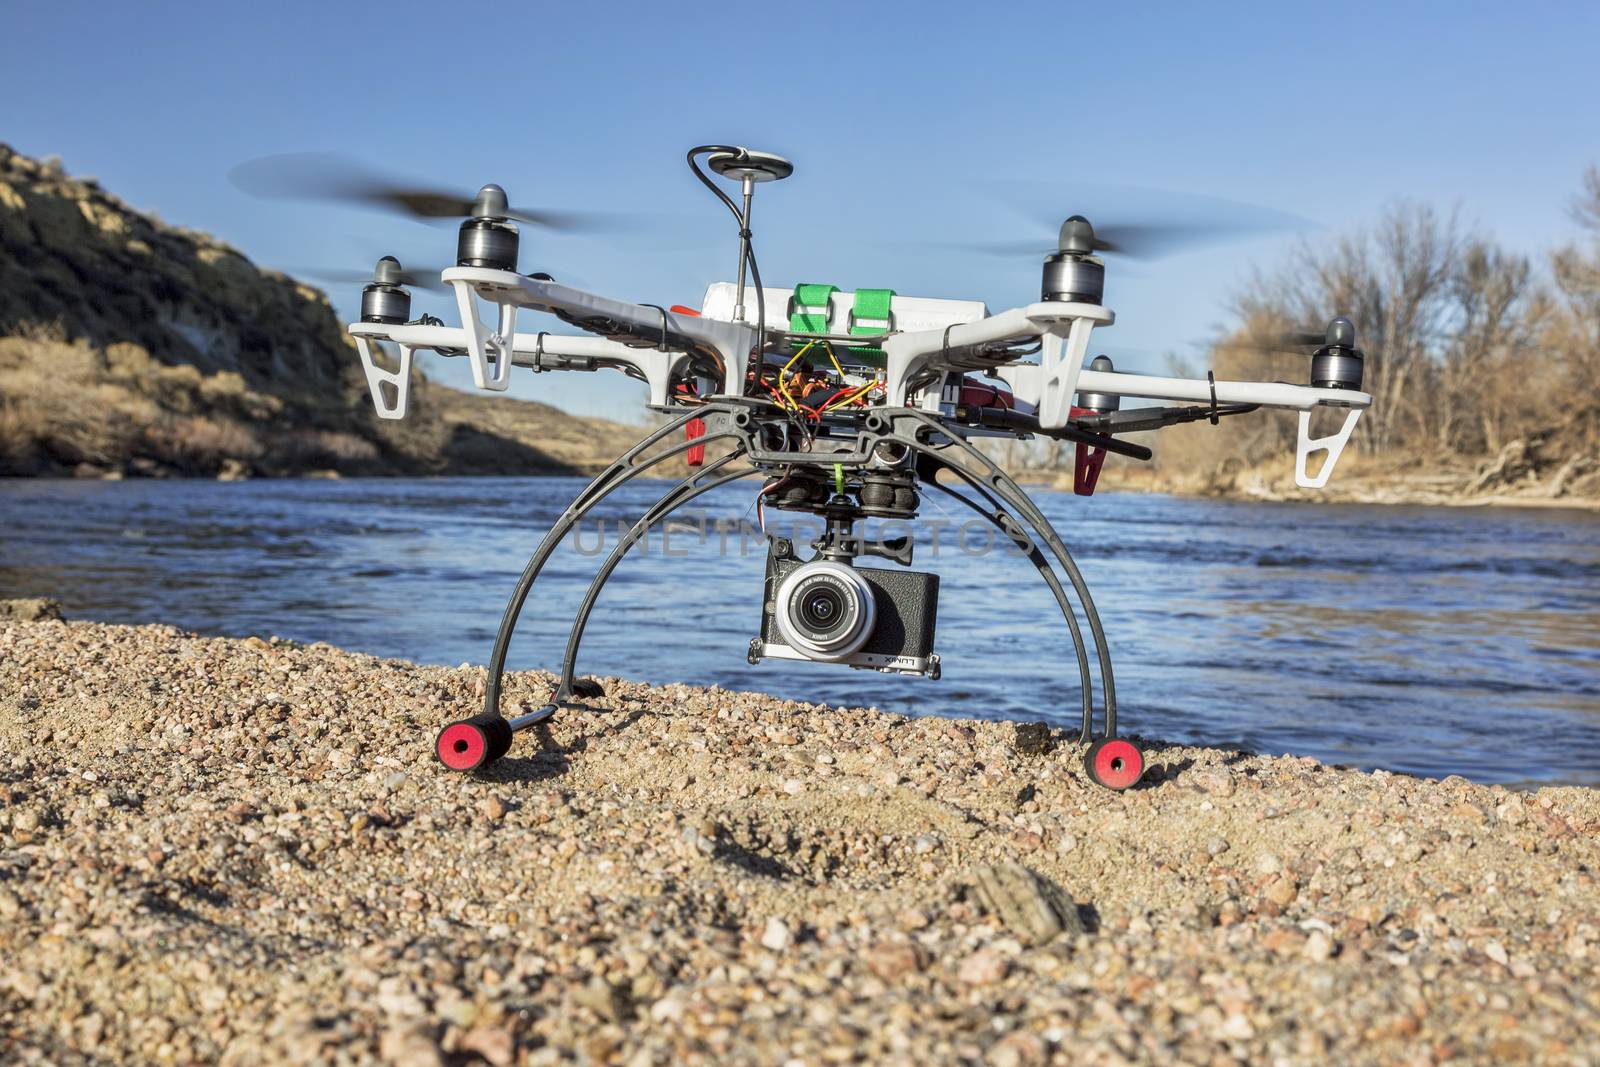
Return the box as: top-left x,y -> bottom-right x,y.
2,614 -> 1597,1065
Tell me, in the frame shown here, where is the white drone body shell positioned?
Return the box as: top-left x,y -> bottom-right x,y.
349,273 -> 1369,489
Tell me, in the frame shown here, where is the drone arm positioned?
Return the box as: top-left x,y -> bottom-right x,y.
348,322 -> 693,406
1069,403 -> 1259,434
1069,367 -> 1371,488
997,365 -> 1374,489
964,406 -> 1154,460
882,302 -> 1114,426
442,267 -> 757,398
1069,368 -> 1372,413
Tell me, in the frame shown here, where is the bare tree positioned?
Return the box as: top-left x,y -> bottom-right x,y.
1549,166 -> 1600,415
1230,203 -> 1467,452
1440,241 -> 1540,454
1143,167 -> 1600,494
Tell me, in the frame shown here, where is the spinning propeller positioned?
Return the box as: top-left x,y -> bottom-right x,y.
1219,317 -> 1366,391
918,185 -> 1317,306
228,153 -> 626,232
966,184 -> 1315,261
1253,317 -> 1357,351
298,257 -> 449,292
233,153 -> 637,286
967,214 -> 1309,261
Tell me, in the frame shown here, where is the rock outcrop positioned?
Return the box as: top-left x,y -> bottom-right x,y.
0,144 -> 637,478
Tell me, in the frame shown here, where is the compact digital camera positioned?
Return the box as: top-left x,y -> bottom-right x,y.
749,540 -> 940,677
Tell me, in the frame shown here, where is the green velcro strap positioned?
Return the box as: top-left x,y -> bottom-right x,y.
788,283 -> 837,335
849,288 -> 896,336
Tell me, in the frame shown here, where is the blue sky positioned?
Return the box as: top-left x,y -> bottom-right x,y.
6,0 -> 1597,419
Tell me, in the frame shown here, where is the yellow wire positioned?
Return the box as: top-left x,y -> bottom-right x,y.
776,339 -> 869,415
778,340 -> 817,412
821,380 -> 876,413
820,340 -> 847,381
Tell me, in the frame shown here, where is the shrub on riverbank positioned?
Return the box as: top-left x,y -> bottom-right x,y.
1155,167 -> 1600,501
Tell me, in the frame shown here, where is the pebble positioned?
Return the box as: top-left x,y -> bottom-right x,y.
865,941 -> 926,981
458,1026 -> 514,1067
897,907 -> 930,931
958,949 -> 1009,986
1191,770 -> 1236,797
761,917 -> 794,952
379,1023 -> 443,1067
987,1031 -> 1046,1067
1012,722 -> 1054,755
0,614 -> 1594,1066
1262,876 -> 1298,908
574,975 -> 631,1023
477,794 -> 508,821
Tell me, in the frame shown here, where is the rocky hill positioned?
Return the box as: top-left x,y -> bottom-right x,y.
0,144 -> 638,478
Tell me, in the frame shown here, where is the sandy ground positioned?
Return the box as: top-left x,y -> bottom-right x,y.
1,613 -> 1598,1066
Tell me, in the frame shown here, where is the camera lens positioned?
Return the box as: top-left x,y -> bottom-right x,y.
801,588 -> 843,630
773,560 -> 877,662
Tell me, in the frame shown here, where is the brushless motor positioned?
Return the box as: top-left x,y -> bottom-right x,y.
1041,254 -> 1105,304
1042,216 -> 1106,304
1075,355 -> 1121,411
359,284 -> 411,324
455,183 -> 521,270
457,218 -> 519,270
360,257 -> 412,324
1310,317 -> 1364,390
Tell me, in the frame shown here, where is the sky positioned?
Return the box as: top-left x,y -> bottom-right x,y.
5,0 -> 1598,420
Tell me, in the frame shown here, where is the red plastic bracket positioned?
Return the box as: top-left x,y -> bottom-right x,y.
1074,443 -> 1106,496
1069,405 -> 1106,496
685,417 -> 706,466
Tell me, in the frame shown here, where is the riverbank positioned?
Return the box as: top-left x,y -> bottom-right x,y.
1044,454 -> 1600,512
1,614 -> 1597,1065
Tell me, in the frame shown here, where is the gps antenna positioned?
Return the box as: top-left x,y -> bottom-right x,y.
689,145 -> 793,352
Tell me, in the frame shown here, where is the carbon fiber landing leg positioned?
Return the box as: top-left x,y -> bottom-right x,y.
434,403 -> 749,771
436,401 -> 1143,788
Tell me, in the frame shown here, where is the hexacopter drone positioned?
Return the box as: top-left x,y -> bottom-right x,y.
237,145 -> 1371,790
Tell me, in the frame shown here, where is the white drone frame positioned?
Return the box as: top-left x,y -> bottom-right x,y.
328,144 -> 1384,792
351,270 -> 1369,489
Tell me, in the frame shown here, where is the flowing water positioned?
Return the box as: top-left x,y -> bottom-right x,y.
2,477 -> 1598,786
